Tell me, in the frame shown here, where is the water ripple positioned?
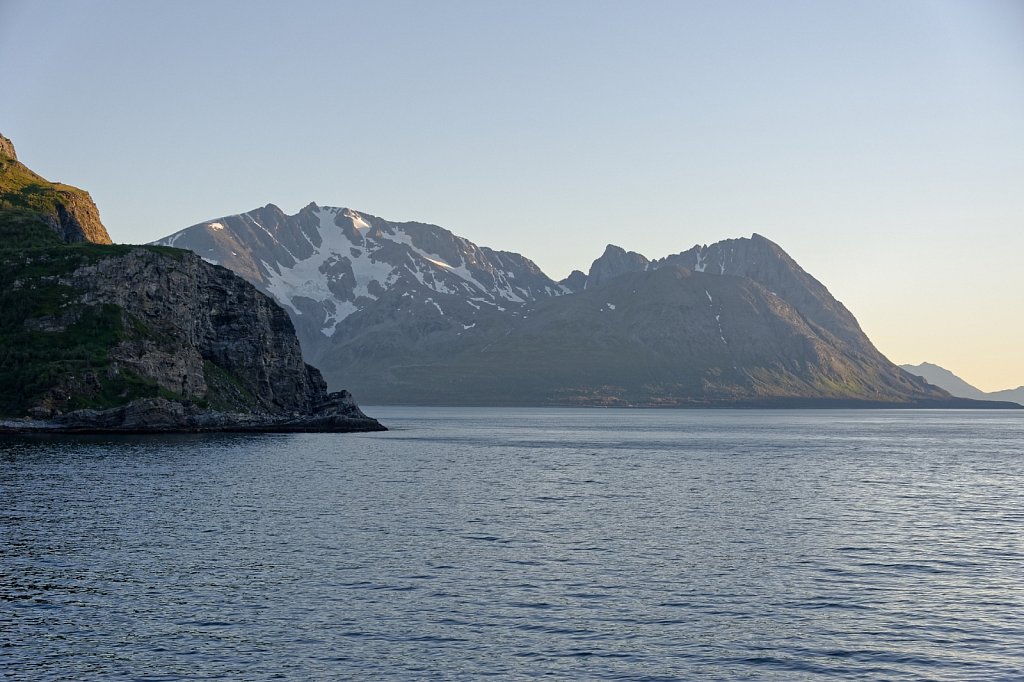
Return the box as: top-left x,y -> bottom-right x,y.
2,408 -> 1023,680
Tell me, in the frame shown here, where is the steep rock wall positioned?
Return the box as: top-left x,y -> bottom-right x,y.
67,248 -> 327,414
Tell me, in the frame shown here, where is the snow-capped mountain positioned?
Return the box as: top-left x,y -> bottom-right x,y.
154,203 -> 1006,408
155,202 -> 565,358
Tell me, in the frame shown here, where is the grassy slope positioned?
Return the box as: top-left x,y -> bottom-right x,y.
0,152 -> 94,245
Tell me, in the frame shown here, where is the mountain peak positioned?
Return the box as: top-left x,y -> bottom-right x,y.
560,269 -> 588,293
900,362 -> 990,401
152,203 -> 567,345
587,244 -> 650,287
901,362 -> 1024,406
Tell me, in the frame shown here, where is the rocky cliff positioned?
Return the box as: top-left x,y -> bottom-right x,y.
0,133 -> 383,432
1,246 -> 383,431
0,135 -> 112,246
0,133 -> 16,160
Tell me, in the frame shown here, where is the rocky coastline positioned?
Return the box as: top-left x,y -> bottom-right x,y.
0,391 -> 385,434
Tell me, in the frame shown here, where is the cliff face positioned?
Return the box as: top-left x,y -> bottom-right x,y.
0,242 -> 384,431
49,186 -> 111,245
0,131 -> 112,246
1,244 -> 384,432
0,132 -> 383,432
68,249 -> 325,413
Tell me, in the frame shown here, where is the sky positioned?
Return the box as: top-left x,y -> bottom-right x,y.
2,0 -> 1022,391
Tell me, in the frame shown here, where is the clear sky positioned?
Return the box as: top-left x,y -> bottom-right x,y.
2,0 -> 1022,391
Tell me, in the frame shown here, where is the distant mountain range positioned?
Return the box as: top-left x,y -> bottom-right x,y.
154,203 -> 1015,408
900,363 -> 1024,406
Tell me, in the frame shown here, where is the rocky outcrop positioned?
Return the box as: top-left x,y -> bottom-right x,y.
0,132 -> 383,432
1,390 -> 380,434
1,130 -> 113,245
0,133 -> 16,160
585,244 -> 651,288
68,248 -> 325,412
49,187 -> 112,244
2,247 -> 385,432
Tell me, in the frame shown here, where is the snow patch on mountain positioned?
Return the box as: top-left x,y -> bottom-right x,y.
153,202 -> 567,341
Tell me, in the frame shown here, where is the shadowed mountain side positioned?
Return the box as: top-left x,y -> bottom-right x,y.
314,266 -> 961,406
580,234 -> 875,360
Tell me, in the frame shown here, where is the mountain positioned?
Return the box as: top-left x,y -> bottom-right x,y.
155,203 -> 1017,408
0,134 -> 383,432
154,202 -> 568,360
901,363 -> 1024,406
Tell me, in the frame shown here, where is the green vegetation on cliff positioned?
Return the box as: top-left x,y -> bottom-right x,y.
0,244 -> 265,418
0,247 -> 177,416
0,134 -> 214,417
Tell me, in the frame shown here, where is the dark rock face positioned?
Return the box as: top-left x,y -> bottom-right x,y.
1,247 -> 385,432
68,249 -> 325,412
50,187 -> 112,245
74,250 -> 380,430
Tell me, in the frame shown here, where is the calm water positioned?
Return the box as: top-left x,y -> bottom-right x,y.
2,408 -> 1023,680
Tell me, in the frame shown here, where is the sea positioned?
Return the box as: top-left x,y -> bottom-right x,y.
2,408 -> 1022,680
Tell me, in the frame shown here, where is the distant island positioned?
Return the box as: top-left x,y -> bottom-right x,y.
0,132 -> 384,433
901,363 -> 1024,407
154,203 -> 1017,409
